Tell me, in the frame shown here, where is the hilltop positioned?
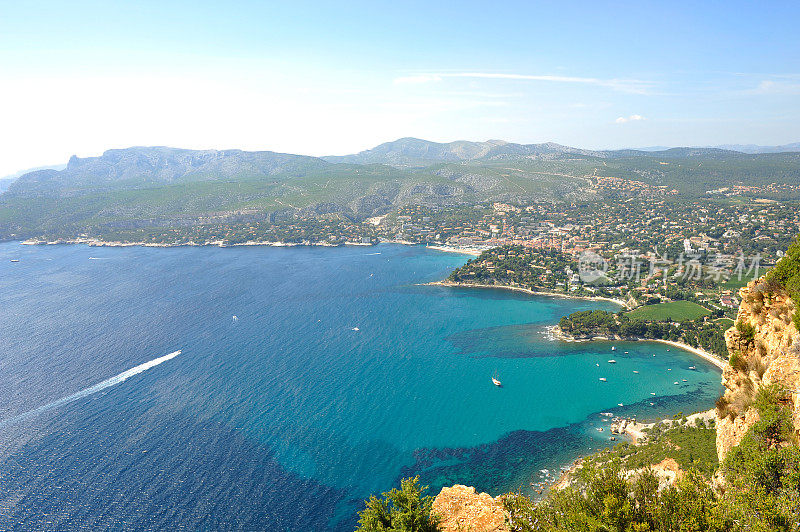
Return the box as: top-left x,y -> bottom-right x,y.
2,139 -> 800,243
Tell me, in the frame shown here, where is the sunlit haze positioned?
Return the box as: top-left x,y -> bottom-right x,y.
1,0 -> 799,175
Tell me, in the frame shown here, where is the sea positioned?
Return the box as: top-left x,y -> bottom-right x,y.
0,242 -> 723,530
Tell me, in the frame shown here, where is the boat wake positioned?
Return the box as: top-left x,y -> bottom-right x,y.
0,350 -> 181,428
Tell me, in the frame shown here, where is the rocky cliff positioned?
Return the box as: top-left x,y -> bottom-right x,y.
715,277 -> 800,461
432,485 -> 508,532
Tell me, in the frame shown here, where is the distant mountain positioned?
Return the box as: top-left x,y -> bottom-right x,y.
322,137 -> 604,167
0,163 -> 66,193
628,143 -> 800,155
710,143 -> 800,154
6,147 -> 330,196
3,139 -> 800,242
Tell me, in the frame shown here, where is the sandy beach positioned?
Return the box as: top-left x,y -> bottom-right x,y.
648,339 -> 727,370
424,245 -> 484,256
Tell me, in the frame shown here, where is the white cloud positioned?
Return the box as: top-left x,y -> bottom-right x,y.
615,114 -> 646,124
748,80 -> 800,95
392,72 -> 652,93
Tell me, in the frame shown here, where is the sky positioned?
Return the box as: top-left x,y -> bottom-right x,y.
1,0 -> 799,175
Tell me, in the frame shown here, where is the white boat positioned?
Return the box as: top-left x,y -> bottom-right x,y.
599,377 -> 607,382
633,370 -> 639,374
491,371 -> 502,387
651,392 -> 656,395
232,315 -> 238,322
611,346 -> 616,351
608,360 -> 616,364
10,259 -> 19,262
682,379 -> 688,382
596,427 -> 604,432
674,381 -> 679,385
352,327 -> 360,331
689,366 -> 696,370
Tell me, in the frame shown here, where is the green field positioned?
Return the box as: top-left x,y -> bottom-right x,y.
720,275 -> 759,290
626,300 -> 712,321
716,317 -> 735,328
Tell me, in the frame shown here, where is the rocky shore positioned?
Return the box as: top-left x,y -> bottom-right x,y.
426,280 -> 629,308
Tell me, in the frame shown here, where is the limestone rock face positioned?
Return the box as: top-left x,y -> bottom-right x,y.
716,278 -> 800,461
432,485 -> 508,532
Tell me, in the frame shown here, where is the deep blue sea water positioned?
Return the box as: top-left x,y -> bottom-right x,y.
0,242 -> 723,530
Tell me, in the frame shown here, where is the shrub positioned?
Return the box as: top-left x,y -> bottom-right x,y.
736,321 -> 756,345
356,477 -> 441,532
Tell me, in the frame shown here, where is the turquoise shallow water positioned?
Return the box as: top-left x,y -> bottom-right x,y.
0,242 -> 722,530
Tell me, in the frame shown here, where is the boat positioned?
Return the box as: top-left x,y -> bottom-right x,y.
491,371 -> 502,387
611,346 -> 616,351
674,381 -> 679,385
689,366 -> 696,370
633,370 -> 639,374
596,427 -> 604,432
608,360 -> 616,364
9,259 -> 19,262
618,403 -> 624,407
599,377 -> 607,382
352,327 -> 360,331
624,351 -> 629,354
682,379 -> 688,382
232,315 -> 238,322
651,392 -> 656,395
596,363 -> 600,366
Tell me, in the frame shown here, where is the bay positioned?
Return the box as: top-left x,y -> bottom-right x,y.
0,243 -> 723,530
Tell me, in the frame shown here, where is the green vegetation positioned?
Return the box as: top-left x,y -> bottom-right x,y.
501,384 -> 800,531
626,301 -> 711,321
558,309 -> 728,357
767,233 -> 800,330
356,476 -> 441,532
584,418 -> 719,478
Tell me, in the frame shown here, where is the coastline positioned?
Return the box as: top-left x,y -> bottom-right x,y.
550,324 -> 727,371
648,339 -> 727,370
19,237 -> 373,248
424,244 -> 484,256
427,280 -> 629,309
18,237 -> 478,252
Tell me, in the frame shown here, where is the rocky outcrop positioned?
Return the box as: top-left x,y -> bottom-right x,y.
432,485 -> 508,532
715,277 -> 800,461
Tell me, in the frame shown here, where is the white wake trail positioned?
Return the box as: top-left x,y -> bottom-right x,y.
0,350 -> 181,428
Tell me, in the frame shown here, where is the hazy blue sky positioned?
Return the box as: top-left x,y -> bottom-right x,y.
1,0 -> 799,174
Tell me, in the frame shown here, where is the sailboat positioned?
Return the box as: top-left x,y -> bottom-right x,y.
491,371 -> 502,387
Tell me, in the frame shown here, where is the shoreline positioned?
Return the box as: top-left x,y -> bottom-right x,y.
648,339 -> 727,370
17,238 -> 481,253
18,237 -> 375,248
550,325 -> 726,371
423,244 -> 484,256
426,280 -> 629,309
